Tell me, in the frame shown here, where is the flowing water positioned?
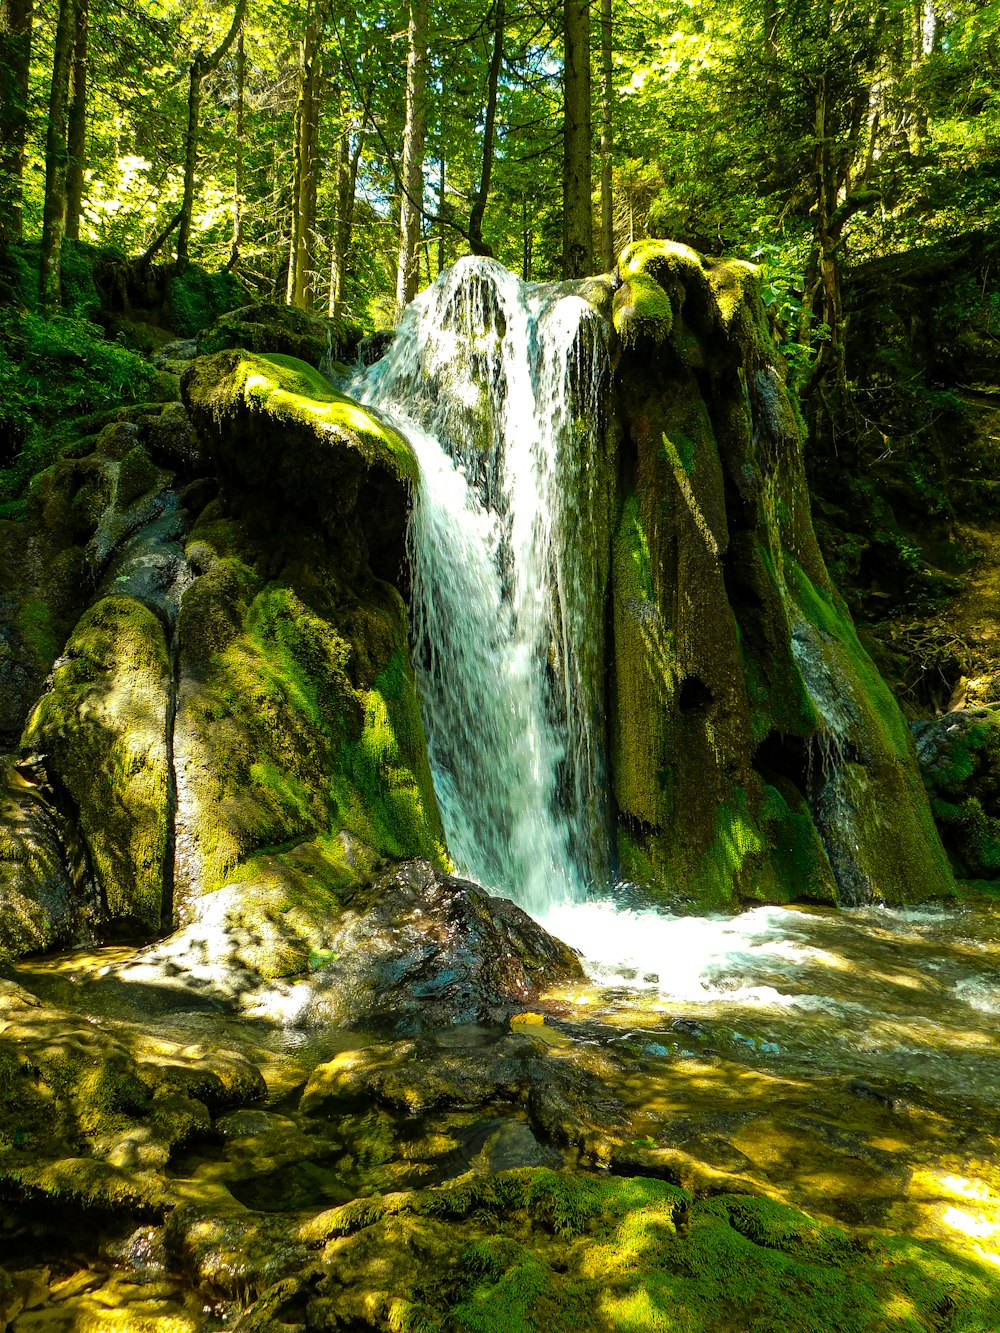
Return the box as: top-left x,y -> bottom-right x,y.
349,257 -> 609,915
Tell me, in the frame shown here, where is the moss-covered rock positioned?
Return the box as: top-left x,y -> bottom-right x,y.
610,240 -> 954,908
0,756 -> 78,959
210,1168 -> 1000,1332
181,350 -> 417,533
914,707 -> 1000,879
21,596 -> 172,933
198,301 -> 361,367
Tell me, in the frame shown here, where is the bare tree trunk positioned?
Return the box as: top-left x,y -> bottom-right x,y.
176,0 -> 245,273
562,0 -> 592,279
599,0 -> 613,271
806,73 -> 846,398
39,0 -> 78,310
395,0 -> 428,319
468,0 -> 504,258
64,0 -> 88,240
287,20 -> 322,308
0,0 -> 32,246
328,122 -> 361,317
226,25 -> 245,272
176,62 -> 202,272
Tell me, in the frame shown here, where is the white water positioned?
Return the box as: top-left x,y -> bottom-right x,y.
350,257 -> 609,916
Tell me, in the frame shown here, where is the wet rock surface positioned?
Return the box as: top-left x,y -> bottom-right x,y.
68,859 -> 585,1032
4,909 -> 1000,1329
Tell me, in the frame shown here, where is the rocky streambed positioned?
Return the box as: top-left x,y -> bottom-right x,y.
2,886 -> 1000,1331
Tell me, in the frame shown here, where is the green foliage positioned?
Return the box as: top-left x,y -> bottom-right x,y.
166,268 -> 246,337
0,307 -> 158,502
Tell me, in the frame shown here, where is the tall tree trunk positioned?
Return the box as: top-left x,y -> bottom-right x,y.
599,0 -> 613,271
807,73 -> 846,398
176,62 -> 202,272
562,0 -> 592,279
226,25 -> 245,272
395,0 -> 428,319
39,0 -> 78,310
64,0 -> 88,240
287,20 -> 322,308
328,124 -> 361,318
176,0 -> 245,273
468,0 -> 504,258
0,0 -> 32,246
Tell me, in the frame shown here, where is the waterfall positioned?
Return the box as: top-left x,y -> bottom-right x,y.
349,257 -> 610,916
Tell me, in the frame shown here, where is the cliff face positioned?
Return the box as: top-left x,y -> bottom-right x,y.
607,241 -> 953,908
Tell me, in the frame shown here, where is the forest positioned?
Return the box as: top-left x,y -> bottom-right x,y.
3,0 -> 1000,1330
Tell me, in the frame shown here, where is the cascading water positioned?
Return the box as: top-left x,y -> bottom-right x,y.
349,257 -> 610,916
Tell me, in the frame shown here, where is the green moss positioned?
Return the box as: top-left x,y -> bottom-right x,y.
688,788 -> 764,910
612,274 -> 674,346
619,239 -> 705,285
306,1170 -> 1000,1332
333,646 -> 447,867
177,566 -> 445,931
255,353 -> 418,485
15,598 -> 58,667
786,559 -> 955,904
116,443 -> 160,507
199,301 -> 361,367
21,596 -> 171,929
184,349 -> 419,488
759,782 -> 838,904
166,267 -> 246,338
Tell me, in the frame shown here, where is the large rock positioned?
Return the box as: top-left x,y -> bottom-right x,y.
0,755 -> 79,957
913,706 -> 1000,881
21,595 -> 172,932
198,302 -> 361,368
609,240 -> 954,907
106,860 -> 584,1031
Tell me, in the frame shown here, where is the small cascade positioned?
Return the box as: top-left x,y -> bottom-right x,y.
349,257 -> 610,915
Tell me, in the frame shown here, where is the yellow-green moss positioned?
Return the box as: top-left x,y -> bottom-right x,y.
187,350 -> 418,487
612,274 -> 673,347
21,596 -> 171,929
15,598 -> 58,667
304,1169 -> 1000,1332
787,559 -> 956,904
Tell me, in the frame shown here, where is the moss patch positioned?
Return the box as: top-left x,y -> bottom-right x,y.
300,1169 -> 1000,1332
21,596 -> 171,931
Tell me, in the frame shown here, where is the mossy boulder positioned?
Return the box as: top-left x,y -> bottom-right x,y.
189,1169 -> 1000,1332
181,350 -> 417,536
172,509 -> 446,918
21,596 -> 172,933
0,756 -> 78,959
0,974 -> 264,1223
610,240 -> 954,908
106,859 -> 583,1029
914,707 -> 1000,879
198,301 -> 361,367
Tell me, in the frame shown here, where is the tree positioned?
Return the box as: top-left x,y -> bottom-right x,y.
39,0 -> 79,310
396,0 -> 429,317
64,0 -> 88,241
467,0 -> 505,258
0,0 -> 32,246
175,0 -> 246,271
562,0 -> 592,277
287,10 -> 323,308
